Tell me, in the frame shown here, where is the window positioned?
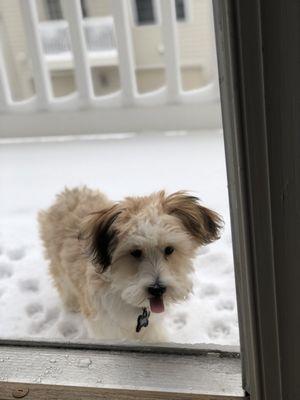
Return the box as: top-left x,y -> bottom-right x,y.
134,0 -> 156,25
4,0 -> 300,398
45,0 -> 63,20
175,0 -> 186,21
133,0 -> 188,25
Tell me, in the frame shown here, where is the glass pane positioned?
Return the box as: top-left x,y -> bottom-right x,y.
134,0 -> 155,25
175,0 -> 186,20
0,0 -> 239,349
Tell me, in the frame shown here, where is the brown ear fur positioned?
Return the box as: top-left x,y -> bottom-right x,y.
79,204 -> 121,272
163,191 -> 223,245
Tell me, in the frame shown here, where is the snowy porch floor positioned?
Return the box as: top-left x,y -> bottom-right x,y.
0,130 -> 239,345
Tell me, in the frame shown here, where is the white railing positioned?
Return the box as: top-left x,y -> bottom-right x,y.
0,0 -> 221,137
40,17 -> 116,56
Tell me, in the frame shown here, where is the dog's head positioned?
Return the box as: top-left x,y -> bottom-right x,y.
80,191 -> 222,313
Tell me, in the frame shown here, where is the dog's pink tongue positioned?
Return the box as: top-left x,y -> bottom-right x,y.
150,297 -> 164,313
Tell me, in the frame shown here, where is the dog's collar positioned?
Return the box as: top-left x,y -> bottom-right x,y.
136,307 -> 150,333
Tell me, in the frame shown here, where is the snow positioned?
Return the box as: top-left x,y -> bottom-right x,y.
0,130 -> 239,345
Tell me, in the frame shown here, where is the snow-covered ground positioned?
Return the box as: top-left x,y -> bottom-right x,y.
0,130 -> 239,345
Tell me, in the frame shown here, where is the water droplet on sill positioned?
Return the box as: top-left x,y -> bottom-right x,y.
78,358 -> 92,368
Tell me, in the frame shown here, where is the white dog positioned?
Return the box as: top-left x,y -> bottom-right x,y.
39,187 -> 222,342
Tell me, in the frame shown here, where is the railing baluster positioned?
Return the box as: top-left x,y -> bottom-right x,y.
19,0 -> 52,108
61,0 -> 94,102
111,0 -> 137,105
160,0 -> 181,102
0,45 -> 12,108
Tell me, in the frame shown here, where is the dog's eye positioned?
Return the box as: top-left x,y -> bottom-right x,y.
164,246 -> 174,256
130,249 -> 142,258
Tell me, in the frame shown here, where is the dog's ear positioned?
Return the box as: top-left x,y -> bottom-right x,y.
79,204 -> 122,272
163,191 -> 223,245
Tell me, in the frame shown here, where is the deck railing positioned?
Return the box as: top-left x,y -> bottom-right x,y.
40,17 -> 116,57
0,0 -> 221,137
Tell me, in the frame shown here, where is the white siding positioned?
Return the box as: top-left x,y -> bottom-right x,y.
0,0 -> 34,99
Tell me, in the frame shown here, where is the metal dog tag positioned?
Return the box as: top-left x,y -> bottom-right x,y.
136,308 -> 150,332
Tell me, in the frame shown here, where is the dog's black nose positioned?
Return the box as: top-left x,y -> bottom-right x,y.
148,284 -> 166,297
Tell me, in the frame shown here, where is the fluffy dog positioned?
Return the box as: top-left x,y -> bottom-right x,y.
38,187 -> 222,342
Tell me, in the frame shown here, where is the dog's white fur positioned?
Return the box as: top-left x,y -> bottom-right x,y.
38,187 -> 222,342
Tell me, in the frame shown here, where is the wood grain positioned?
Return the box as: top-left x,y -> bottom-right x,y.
0,382 -> 247,400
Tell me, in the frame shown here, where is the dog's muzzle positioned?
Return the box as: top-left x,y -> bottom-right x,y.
147,283 -> 166,297
148,283 -> 166,313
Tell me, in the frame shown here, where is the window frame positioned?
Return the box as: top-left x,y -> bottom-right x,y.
0,1 -> 244,399
2,0 -> 299,398
213,0 -> 300,399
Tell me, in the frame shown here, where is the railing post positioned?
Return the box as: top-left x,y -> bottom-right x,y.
19,0 -> 52,108
0,44 -> 12,109
160,0 -> 181,102
111,0 -> 137,105
61,0 -> 94,103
